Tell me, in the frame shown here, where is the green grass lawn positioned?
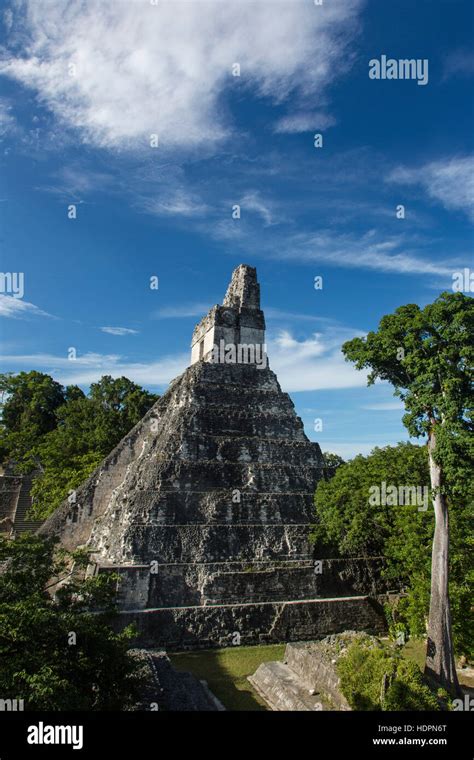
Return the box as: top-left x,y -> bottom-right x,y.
169,637 -> 472,711
401,638 -> 426,671
169,643 -> 285,710
401,637 -> 474,689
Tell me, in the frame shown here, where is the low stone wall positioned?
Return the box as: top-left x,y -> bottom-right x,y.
249,661 -> 326,711
248,633 -> 384,711
114,596 -> 386,650
98,555 -> 391,610
285,641 -> 351,710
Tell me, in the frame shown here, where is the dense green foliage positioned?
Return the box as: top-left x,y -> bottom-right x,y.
313,443 -> 473,658
0,372 -> 159,518
0,534 -> 142,710
322,451 -> 345,479
342,292 -> 474,502
337,639 -> 440,711
0,371 -> 67,464
341,292 -> 473,690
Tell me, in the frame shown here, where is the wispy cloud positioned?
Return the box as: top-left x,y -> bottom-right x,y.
360,401 -> 404,411
0,97 -> 16,138
38,164 -> 114,200
0,0 -> 362,154
272,229 -> 457,276
141,190 -> 209,218
152,303 -> 212,319
0,351 -> 189,388
0,295 -> 53,319
274,111 -> 336,134
388,156 -> 474,221
265,307 -> 336,323
100,326 -> 139,336
240,191 -> 275,226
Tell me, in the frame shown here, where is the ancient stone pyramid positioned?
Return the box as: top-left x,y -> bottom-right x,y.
41,265 -> 385,648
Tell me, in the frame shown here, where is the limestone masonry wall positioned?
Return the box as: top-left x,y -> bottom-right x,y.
113,596 -> 386,650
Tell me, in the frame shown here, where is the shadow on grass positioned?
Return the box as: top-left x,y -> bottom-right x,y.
169,644 -> 285,711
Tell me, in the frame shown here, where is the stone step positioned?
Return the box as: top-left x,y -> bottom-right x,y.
100,559 -> 317,608
248,661 -> 328,711
186,362 -> 281,390
118,523 -> 313,563
189,409 -> 307,439
112,596 -> 387,649
145,564 -> 321,607
119,490 -> 316,525
101,558 -> 388,609
188,383 -> 296,410
143,459 -> 323,492
13,479 -> 43,535
172,435 -> 322,466
200,565 -> 320,606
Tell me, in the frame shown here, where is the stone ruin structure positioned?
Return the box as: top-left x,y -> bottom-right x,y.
40,265 -> 385,649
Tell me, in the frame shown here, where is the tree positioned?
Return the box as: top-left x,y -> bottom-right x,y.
0,373 -> 159,518
322,451 -> 346,479
314,443 -> 430,557
342,292 -> 473,695
313,443 -> 473,658
0,533 -> 142,710
29,376 -> 159,517
0,372 -> 66,464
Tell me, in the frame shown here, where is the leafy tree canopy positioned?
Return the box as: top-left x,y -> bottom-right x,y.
313,443 -> 473,657
0,373 -> 159,517
342,292 -> 474,497
0,534 -> 142,710
322,451 -> 346,479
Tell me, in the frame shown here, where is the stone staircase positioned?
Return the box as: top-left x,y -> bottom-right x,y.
13,477 -> 43,534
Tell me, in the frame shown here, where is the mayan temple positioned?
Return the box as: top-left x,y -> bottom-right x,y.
40,265 -> 385,648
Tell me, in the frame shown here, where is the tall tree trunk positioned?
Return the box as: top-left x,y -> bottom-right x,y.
424,427 -> 461,696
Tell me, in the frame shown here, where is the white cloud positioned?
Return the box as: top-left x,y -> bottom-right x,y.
142,190 -> 209,218
240,191 -> 275,225
100,326 -> 139,336
276,229 -> 456,276
39,164 -> 114,199
268,328 -> 369,392
0,351 -> 189,388
0,0 -> 362,153
0,97 -> 16,137
388,156 -> 474,221
274,111 -> 336,133
0,322 -> 370,392
0,295 -> 53,319
360,402 -> 404,411
152,303 -> 212,319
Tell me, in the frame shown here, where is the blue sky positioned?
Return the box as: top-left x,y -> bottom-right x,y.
0,0 -> 473,458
